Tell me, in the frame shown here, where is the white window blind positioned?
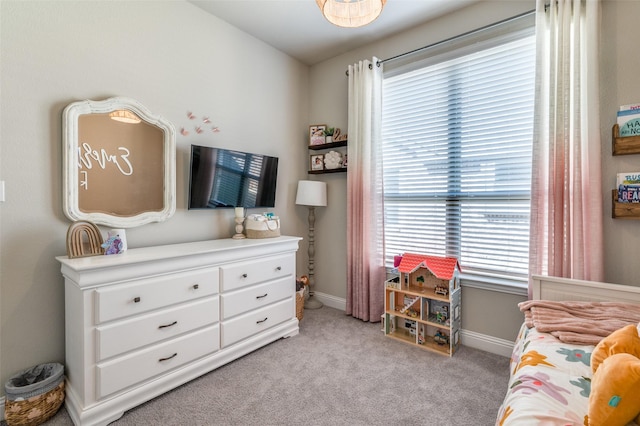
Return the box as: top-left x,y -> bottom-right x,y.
381,24 -> 536,281
212,150 -> 263,207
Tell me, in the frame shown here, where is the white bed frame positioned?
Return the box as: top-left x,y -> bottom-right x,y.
532,274 -> 640,303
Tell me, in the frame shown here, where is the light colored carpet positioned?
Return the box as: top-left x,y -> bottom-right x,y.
36,306 -> 510,425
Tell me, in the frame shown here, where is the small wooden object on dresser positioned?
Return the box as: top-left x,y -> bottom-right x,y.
384,253 -> 461,356
66,221 -> 104,258
57,236 -> 301,426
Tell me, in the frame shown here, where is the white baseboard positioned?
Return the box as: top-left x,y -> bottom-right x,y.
313,291 -> 346,311
460,329 -> 514,358
314,292 -> 513,358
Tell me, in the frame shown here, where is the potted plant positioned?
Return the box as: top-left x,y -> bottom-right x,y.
324,127 -> 335,143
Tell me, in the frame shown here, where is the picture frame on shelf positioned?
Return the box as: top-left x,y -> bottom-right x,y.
310,154 -> 324,171
309,124 -> 326,146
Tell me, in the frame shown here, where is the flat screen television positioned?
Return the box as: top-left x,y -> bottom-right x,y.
188,145 -> 278,209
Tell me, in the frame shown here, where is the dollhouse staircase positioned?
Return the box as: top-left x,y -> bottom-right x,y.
399,296 -> 420,314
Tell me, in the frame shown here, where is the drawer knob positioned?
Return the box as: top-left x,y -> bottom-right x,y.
256,317 -> 268,324
242,273 -> 248,278
256,293 -> 268,299
133,297 -> 141,303
276,266 -> 282,271
158,353 -> 178,362
158,321 -> 178,329
193,284 -> 199,290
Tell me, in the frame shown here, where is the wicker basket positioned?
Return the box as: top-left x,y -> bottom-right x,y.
245,217 -> 280,239
296,289 -> 305,321
245,228 -> 280,239
4,363 -> 65,426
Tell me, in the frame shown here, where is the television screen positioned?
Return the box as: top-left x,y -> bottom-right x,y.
188,145 -> 278,209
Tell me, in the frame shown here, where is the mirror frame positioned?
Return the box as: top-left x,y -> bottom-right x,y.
62,97 -> 176,228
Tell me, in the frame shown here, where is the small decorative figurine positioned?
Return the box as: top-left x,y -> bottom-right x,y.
323,150 -> 343,170
296,275 -> 309,292
435,285 -> 449,296
434,330 -> 449,346
102,230 -> 125,255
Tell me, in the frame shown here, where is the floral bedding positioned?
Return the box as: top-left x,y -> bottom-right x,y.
496,323 -> 595,425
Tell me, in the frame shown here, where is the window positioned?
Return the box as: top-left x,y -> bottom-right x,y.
211,150 -> 264,207
381,17 -> 536,286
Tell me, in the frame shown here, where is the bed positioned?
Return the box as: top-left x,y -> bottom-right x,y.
496,274 -> 640,426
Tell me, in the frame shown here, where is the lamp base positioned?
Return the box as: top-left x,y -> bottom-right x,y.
305,295 -> 323,310
232,217 -> 246,239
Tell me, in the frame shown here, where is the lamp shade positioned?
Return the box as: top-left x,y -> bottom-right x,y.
296,180 -> 327,207
316,0 -> 386,28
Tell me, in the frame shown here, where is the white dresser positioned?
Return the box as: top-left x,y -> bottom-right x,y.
57,236 -> 301,426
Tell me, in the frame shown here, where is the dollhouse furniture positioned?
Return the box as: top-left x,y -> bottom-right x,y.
496,275 -> 640,425
57,236 -> 300,426
383,253 -> 461,356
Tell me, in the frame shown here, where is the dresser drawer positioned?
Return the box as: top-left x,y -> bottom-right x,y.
221,298 -> 293,347
221,254 -> 293,291
96,324 -> 220,399
95,267 -> 219,324
96,296 -> 219,361
221,277 -> 292,320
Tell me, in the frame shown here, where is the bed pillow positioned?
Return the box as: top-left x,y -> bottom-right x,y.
588,352 -> 640,426
591,323 -> 640,374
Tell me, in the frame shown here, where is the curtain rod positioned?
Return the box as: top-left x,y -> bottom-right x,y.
345,9 -> 535,76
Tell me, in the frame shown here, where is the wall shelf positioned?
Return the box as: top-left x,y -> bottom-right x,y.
612,189 -> 640,219
308,140 -> 347,151
308,138 -> 347,174
612,124 -> 640,155
308,168 -> 346,175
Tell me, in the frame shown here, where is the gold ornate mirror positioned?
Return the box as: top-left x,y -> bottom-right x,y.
63,97 -> 176,227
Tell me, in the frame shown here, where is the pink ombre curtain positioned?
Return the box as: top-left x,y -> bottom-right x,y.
529,0 -> 603,295
346,58 -> 385,322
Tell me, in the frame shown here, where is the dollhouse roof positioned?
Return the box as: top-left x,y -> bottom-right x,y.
397,253 -> 461,280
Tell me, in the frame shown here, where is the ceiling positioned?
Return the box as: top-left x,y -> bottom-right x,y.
188,0 -> 480,66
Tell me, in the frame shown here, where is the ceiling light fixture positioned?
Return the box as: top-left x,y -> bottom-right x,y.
109,110 -> 141,124
316,0 -> 386,28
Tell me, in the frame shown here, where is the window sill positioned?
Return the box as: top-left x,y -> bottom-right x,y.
460,273 -> 528,296
385,267 -> 529,297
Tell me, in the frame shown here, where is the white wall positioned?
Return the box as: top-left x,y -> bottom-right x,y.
600,0 -> 640,285
0,0 -> 309,392
307,0 -> 640,343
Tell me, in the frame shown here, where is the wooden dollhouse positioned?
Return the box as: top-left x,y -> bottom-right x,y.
384,253 -> 462,356
397,253 -> 461,295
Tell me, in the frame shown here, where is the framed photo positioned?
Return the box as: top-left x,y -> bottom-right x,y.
309,124 -> 326,146
310,154 -> 324,171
